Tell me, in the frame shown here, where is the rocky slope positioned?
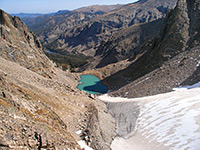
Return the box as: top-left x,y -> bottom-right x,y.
93,18 -> 164,68
0,9 -> 54,78
103,0 -> 200,98
23,4 -> 123,47
46,0 -> 177,56
0,9 -> 115,150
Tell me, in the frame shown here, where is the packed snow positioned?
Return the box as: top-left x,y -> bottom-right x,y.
99,82 -> 200,150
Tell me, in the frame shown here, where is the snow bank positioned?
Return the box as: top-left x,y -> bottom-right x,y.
137,89 -> 200,150
99,83 -> 200,150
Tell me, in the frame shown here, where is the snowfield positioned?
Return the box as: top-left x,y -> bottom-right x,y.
99,82 -> 200,150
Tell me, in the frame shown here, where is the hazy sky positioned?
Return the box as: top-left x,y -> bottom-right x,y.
0,0 -> 138,14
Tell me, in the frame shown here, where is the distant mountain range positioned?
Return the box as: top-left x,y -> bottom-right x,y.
11,13 -> 45,18
21,4 -> 123,53
22,0 -> 177,58
16,0 -> 178,71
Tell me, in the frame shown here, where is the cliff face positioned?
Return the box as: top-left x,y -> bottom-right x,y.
45,0 -> 177,56
0,9 -> 115,150
151,0 -> 190,58
0,10 -> 54,78
103,0 -> 200,98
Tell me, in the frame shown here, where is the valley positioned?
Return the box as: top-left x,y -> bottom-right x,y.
22,0 -> 177,69
1,0 -> 200,149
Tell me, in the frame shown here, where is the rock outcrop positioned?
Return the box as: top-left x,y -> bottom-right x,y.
103,0 -> 200,98
0,9 -> 54,78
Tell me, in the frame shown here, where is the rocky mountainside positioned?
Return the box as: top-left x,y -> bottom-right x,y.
0,9 -> 54,78
46,0 -> 177,56
22,4 -> 123,47
78,18 -> 164,71
0,9 -> 115,150
103,0 -> 200,98
93,18 -> 164,68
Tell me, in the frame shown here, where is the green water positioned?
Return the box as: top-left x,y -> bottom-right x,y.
77,74 -> 108,94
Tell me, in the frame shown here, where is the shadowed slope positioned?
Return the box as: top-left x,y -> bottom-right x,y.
103,0 -> 200,98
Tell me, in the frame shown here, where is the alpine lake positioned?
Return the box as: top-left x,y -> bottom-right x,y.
77,74 -> 108,94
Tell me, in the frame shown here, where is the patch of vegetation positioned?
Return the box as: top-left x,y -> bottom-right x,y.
45,52 -> 91,71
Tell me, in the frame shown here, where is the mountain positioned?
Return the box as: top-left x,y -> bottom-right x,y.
22,11 -> 102,45
0,9 -> 54,78
0,9 -> 115,149
102,0 -> 200,98
45,0 -> 177,56
93,18 -> 164,68
77,18 -> 164,71
12,10 -> 70,19
11,13 -> 45,18
22,5 -> 123,48
73,4 -> 124,13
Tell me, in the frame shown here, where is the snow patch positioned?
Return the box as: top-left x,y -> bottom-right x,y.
76,130 -> 82,135
197,61 -> 200,67
173,81 -> 200,90
77,140 -> 94,150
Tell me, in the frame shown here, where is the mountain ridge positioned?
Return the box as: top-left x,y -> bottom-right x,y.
11,13 -> 45,18
21,0 -> 177,58
21,4 -> 123,47
102,0 -> 200,98
45,0 -> 177,56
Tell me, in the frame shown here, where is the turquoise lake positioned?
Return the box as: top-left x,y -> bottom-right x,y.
77,74 -> 108,94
